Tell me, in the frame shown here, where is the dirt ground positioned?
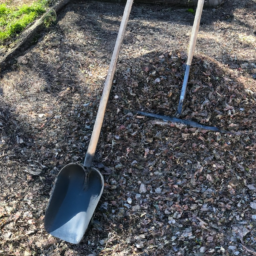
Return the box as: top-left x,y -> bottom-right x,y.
0,0 -> 256,255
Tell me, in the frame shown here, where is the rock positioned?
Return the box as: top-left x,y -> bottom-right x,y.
127,197 -> 132,204
135,194 -> 141,200
190,204 -> 197,210
168,218 -> 176,224
135,241 -> 144,249
154,78 -> 161,83
131,160 -> 138,166
250,202 -> 256,209
200,247 -> 206,253
228,245 -> 237,251
115,163 -> 123,170
132,205 -> 141,211
139,183 -> 147,193
252,74 -> 256,80
155,187 -> 162,193
3,231 -> 12,239
99,239 -> 106,245
16,136 -> 24,144
252,215 -> 256,220
247,184 -> 256,190
164,209 -> 171,214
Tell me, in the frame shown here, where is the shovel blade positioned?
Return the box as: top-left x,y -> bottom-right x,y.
44,164 -> 104,244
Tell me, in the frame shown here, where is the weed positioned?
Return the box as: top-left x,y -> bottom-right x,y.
43,9 -> 56,28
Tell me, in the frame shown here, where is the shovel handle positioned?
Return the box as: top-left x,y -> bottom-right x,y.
186,0 -> 204,66
84,0 -> 133,167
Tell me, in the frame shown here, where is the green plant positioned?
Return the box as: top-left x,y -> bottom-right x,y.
187,8 -> 195,14
0,0 -> 47,43
43,9 -> 56,28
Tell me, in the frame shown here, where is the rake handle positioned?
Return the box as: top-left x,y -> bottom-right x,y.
84,0 -> 133,167
187,0 -> 204,66
177,0 -> 204,115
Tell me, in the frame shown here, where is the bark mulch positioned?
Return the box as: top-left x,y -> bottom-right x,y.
0,0 -> 256,255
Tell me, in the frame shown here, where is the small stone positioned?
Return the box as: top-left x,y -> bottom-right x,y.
247,184 -> 256,190
114,135 -> 120,140
99,239 -> 106,245
234,251 -> 240,255
228,246 -> 237,251
115,163 -> 123,170
3,231 -> 12,239
200,247 -> 206,253
164,209 -> 171,214
171,236 -> 177,241
24,251 -> 31,256
154,78 -> 161,83
135,194 -> 141,200
201,204 -> 209,211
220,247 -> 225,253
250,202 -> 256,209
131,160 -> 138,166
135,241 -> 144,248
155,187 -> 162,193
252,74 -> 256,79
127,197 -> 132,204
168,218 -> 176,224
132,205 -> 141,211
16,136 -> 24,144
151,70 -> 156,76
139,183 -> 147,193
190,204 -> 197,210
252,215 -> 256,220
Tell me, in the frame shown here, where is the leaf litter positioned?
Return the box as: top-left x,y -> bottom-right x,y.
0,0 -> 256,255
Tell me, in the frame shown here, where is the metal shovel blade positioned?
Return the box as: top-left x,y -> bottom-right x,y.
44,163 -> 104,244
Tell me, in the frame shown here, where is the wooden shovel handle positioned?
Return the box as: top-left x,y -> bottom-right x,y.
186,0 -> 204,65
84,0 -> 133,167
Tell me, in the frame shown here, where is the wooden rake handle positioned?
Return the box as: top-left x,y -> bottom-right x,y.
177,0 -> 204,116
187,0 -> 204,65
84,0 -> 133,167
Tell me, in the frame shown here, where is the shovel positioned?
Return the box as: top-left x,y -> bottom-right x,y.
44,0 -> 134,244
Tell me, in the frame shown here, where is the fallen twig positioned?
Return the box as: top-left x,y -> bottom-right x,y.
241,244 -> 256,256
